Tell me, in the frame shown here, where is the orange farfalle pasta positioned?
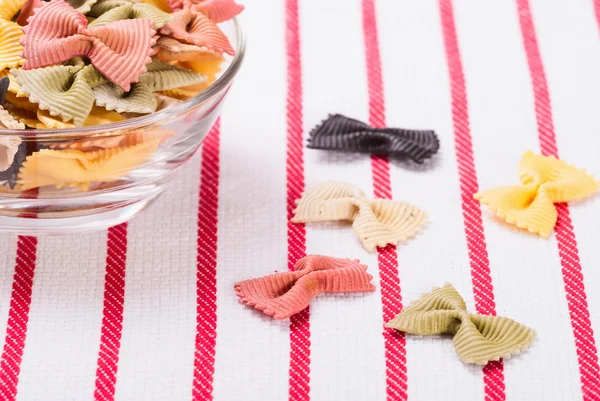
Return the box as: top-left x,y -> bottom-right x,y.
235,255 -> 376,320
159,8 -> 234,56
49,129 -> 175,150
18,138 -> 160,191
21,0 -> 157,91
292,181 -> 428,252
475,151 -> 599,237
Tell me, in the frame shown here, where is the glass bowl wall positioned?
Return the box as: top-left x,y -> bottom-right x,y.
0,19 -> 245,234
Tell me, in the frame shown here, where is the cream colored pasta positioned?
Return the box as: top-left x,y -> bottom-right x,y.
292,181 -> 428,252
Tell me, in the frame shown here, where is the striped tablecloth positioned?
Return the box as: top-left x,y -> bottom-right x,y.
1,0 -> 600,400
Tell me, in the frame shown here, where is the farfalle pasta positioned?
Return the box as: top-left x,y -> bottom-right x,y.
87,2 -> 173,29
11,59 -> 104,126
160,8 -> 234,55
292,181 -> 428,252
0,106 -> 24,130
0,0 -> 26,71
65,0 -> 99,14
188,0 -> 244,23
154,37 -> 224,62
386,284 -> 536,365
21,0 -> 157,91
18,138 -> 161,190
48,128 -> 175,150
0,79 -> 23,172
308,114 -> 440,164
93,60 -> 206,113
0,0 -> 241,193
235,255 -> 376,320
166,0 -> 244,23
475,151 -> 599,237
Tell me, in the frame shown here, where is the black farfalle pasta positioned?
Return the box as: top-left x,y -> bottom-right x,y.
0,77 -> 9,105
307,114 -> 439,163
0,141 -> 39,189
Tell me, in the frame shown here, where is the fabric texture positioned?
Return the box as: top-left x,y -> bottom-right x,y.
1,0 -> 600,400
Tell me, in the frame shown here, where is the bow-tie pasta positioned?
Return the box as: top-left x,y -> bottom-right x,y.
21,0 -> 157,91
475,151 -> 599,237
235,255 -> 376,320
0,0 -> 242,193
0,0 -> 27,71
308,114 -> 440,164
386,284 -> 536,365
166,0 -> 244,23
292,181 -> 428,252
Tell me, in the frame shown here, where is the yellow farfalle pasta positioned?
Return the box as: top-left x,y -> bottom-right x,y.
48,128 -> 175,150
18,138 -> 161,191
84,106 -> 126,126
0,20 -> 25,72
386,283 -> 536,365
0,0 -> 27,20
142,0 -> 171,13
0,0 -> 27,72
292,181 -> 427,252
36,109 -> 76,129
6,105 -> 46,129
5,92 -> 38,112
475,151 -> 599,237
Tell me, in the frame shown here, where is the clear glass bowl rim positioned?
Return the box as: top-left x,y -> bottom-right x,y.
0,17 -> 246,138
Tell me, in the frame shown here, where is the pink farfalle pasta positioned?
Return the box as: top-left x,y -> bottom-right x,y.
189,0 -> 244,23
21,0 -> 157,91
160,8 -> 234,56
166,0 -> 244,22
235,255 -> 376,320
15,0 -> 41,25
0,0 -> 242,199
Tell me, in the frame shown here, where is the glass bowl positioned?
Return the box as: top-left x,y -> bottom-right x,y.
0,18 -> 245,235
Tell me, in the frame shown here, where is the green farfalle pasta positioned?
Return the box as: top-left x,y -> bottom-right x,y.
66,0 -> 99,14
88,2 -> 172,28
385,283 -> 536,365
11,58 -> 107,126
139,60 -> 207,91
92,61 -> 205,114
87,0 -> 135,14
94,82 -> 157,114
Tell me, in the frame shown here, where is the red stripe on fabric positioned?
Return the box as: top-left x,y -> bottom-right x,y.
93,223 -> 128,401
285,1 -> 310,400
595,0 -> 600,33
439,1 -> 506,400
0,236 -> 37,401
516,1 -> 600,399
361,1 -> 408,400
192,121 -> 221,401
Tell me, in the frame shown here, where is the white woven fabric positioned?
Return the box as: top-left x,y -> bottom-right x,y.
1,0 -> 600,400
